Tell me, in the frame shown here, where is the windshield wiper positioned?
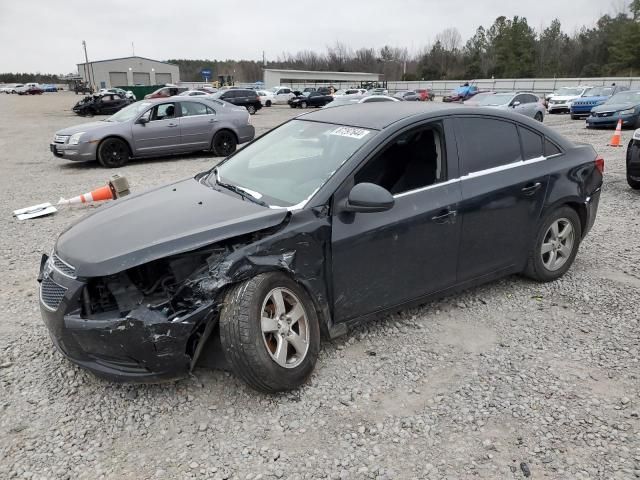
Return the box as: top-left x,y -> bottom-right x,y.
212,169 -> 268,207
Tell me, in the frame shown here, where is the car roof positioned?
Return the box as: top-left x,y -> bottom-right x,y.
298,102 -> 548,131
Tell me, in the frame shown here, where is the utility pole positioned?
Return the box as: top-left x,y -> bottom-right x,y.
82,40 -> 92,89
132,42 -> 135,56
262,51 -> 266,67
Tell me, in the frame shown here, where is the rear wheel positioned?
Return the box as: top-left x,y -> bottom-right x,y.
626,140 -> 640,189
97,138 -> 129,168
211,130 -> 237,157
246,105 -> 256,115
265,100 -> 272,107
524,206 -> 582,282
219,273 -> 320,393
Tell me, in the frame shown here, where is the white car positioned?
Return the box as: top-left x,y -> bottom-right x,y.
15,82 -> 42,95
334,88 -> 368,97
547,86 -> 591,113
323,95 -> 399,108
5,83 -> 23,94
257,90 -> 275,107
269,86 -> 296,104
177,90 -> 210,97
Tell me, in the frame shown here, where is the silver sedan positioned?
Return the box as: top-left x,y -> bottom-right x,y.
467,91 -> 545,122
50,97 -> 255,167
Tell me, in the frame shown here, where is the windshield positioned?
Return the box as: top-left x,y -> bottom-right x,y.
210,120 -> 374,207
106,102 -> 152,122
605,91 -> 640,104
478,93 -> 513,106
584,87 -> 614,97
555,87 -> 583,96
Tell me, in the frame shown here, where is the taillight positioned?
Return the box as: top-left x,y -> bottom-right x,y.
595,156 -> 604,174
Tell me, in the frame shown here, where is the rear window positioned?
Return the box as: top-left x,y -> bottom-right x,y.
519,127 -> 544,160
457,118 -> 522,175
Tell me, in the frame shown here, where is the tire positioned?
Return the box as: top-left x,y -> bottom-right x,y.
289,104 -> 296,108
524,206 -> 582,282
265,100 -> 271,107
246,105 -> 256,115
535,112 -> 544,122
301,101 -> 307,109
211,130 -> 237,157
626,140 -> 640,189
219,272 -> 321,393
570,114 -> 578,120
97,138 -> 130,168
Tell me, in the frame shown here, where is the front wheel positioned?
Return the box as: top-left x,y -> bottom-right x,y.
627,140 -> 640,189
219,273 -> 321,393
524,206 -> 582,282
265,100 -> 272,107
97,138 -> 130,168
246,105 -> 256,115
535,112 -> 544,122
211,130 -> 237,157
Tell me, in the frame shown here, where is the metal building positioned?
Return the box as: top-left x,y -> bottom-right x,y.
263,69 -> 382,90
77,56 -> 180,89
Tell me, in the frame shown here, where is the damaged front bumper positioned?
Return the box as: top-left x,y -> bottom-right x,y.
38,254 -> 216,382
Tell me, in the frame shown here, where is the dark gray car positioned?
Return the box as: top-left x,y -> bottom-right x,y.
50,97 -> 255,167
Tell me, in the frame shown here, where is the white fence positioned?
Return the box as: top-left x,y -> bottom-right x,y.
386,77 -> 640,95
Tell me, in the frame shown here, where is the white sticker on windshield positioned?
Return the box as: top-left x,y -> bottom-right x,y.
329,126 -> 370,140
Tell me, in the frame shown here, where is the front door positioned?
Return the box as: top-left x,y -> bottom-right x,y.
454,117 -> 549,280
132,102 -> 182,155
331,121 -> 462,322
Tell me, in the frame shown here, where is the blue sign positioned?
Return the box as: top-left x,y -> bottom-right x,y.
201,68 -> 212,77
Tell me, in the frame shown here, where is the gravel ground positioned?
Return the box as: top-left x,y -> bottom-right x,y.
0,92 -> 638,480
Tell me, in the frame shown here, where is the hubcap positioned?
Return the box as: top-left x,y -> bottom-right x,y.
541,218 -> 575,271
260,288 -> 309,369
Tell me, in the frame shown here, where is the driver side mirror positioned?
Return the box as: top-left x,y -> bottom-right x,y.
511,101 -> 521,108
136,116 -> 149,125
343,183 -> 395,213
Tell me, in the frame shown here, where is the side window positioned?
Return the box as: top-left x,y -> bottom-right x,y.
545,138 -> 562,156
519,126 -> 544,160
151,103 -> 177,121
512,94 -> 525,105
526,94 -> 539,103
206,105 -> 215,115
181,102 -> 210,117
282,88 -> 291,94
354,124 -> 446,196
457,118 -> 522,175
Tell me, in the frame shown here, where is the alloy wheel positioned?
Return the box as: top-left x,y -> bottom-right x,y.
541,218 -> 575,271
260,288 -> 310,369
214,132 -> 234,156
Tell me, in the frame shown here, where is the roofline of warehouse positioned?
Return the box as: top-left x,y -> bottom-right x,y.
77,56 -> 178,67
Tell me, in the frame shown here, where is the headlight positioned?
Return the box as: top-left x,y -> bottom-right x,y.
69,132 -> 85,145
619,108 -> 636,116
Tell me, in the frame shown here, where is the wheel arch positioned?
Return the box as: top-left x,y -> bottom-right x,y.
97,135 -> 134,157
210,128 -> 239,148
542,199 -> 587,238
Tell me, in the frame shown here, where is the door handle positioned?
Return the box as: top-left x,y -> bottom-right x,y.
167,123 -> 178,128
208,118 -> 218,123
521,182 -> 542,195
431,209 -> 457,224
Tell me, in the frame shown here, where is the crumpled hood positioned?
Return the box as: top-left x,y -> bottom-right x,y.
56,121 -> 112,135
592,102 -> 639,113
55,177 -> 288,277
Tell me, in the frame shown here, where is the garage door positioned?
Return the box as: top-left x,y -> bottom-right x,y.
109,72 -> 128,87
155,73 -> 172,85
132,72 -> 150,86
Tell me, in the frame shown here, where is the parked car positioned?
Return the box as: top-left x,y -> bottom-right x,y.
256,90 -> 275,107
212,88 -> 262,115
570,85 -> 629,119
393,90 -> 421,101
323,95 -> 400,108
473,91 -> 545,122
0,84 -> 15,93
586,90 -> 640,129
627,128 -> 640,189
463,91 -> 496,106
178,90 -> 210,97
334,88 -> 368,96
42,84 -> 58,92
72,93 -> 133,116
546,86 -> 591,114
7,83 -> 24,94
416,88 -> 435,101
73,81 -> 93,95
443,84 -> 479,103
38,102 -> 603,392
144,85 -> 188,99
288,91 -> 334,108
99,88 -> 136,100
268,86 -> 296,104
368,87 -> 389,96
50,97 -> 254,167
16,83 -> 43,95
302,87 -> 316,93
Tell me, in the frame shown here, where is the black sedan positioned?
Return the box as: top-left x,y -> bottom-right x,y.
72,92 -> 133,116
38,103 -> 602,392
627,128 -> 640,189
289,91 -> 333,108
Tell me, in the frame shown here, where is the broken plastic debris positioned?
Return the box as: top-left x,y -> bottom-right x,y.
13,203 -> 57,220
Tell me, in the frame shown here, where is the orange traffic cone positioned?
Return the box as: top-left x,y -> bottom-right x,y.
58,175 -> 130,205
608,119 -> 624,147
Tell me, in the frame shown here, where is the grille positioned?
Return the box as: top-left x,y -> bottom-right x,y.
40,277 -> 67,310
596,112 -> 614,117
52,253 -> 76,278
54,135 -> 69,144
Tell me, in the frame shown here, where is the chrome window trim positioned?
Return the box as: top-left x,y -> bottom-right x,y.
393,178 -> 460,199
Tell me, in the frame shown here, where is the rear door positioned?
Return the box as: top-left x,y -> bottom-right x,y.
179,101 -> 217,150
454,116 -> 549,280
132,102 -> 182,155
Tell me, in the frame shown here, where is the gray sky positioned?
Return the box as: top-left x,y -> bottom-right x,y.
0,0 -> 618,73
